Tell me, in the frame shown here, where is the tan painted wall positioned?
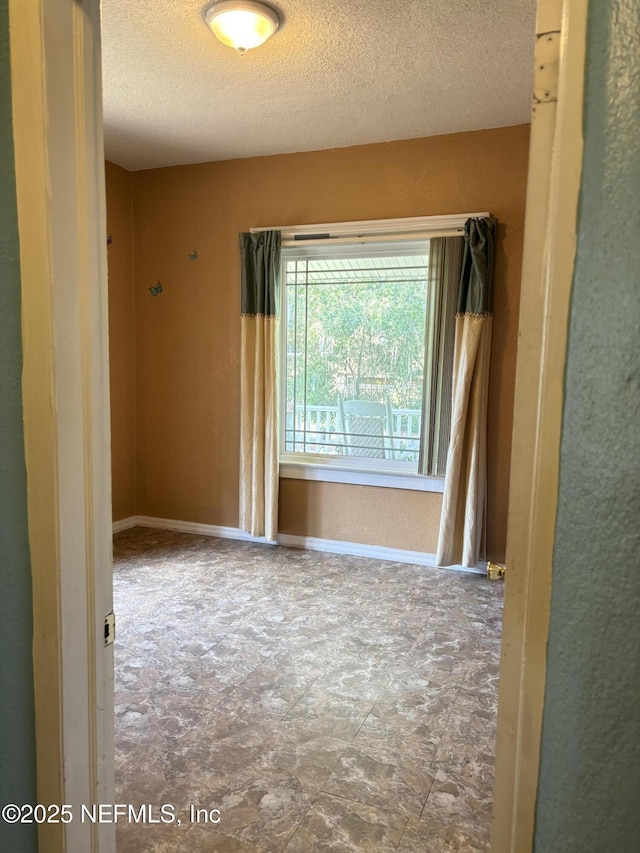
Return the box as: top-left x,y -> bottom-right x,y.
130,125 -> 529,560
105,160 -> 136,521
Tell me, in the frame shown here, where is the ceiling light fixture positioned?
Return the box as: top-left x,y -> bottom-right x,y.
204,1 -> 280,54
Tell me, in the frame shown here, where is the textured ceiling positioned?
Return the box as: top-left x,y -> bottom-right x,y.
101,0 -> 537,171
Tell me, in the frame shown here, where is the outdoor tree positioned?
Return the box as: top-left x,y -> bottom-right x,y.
286,260 -> 427,411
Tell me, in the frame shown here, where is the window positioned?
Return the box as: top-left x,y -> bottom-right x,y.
274,214 -> 483,491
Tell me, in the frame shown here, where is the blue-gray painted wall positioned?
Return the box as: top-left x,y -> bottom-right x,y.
534,1 -> 640,850
0,1 -> 39,850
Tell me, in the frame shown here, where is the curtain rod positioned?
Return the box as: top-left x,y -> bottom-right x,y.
250,213 -> 491,238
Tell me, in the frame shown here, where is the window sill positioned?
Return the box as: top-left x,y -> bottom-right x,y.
279,461 -> 445,493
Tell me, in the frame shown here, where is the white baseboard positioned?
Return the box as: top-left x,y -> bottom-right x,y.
134,515 -> 274,544
112,515 -> 137,533
118,514 -> 485,575
278,533 -> 486,574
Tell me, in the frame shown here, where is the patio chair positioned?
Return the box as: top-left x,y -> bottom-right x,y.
337,398 -> 395,459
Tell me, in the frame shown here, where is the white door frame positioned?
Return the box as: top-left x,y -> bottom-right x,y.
10,1 -> 115,851
491,0 -> 588,850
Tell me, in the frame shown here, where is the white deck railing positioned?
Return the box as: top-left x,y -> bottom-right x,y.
285,404 -> 421,459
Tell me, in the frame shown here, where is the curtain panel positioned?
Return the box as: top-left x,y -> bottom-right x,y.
239,230 -> 281,543
436,218 -> 497,568
419,236 -> 463,477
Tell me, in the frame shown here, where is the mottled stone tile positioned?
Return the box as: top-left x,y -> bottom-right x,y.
353,713 -> 440,764
384,666 -> 464,694
464,658 -> 502,695
405,651 -> 471,683
115,744 -> 177,807
270,638 -> 355,674
455,685 -> 499,714
196,770 -> 314,852
285,793 -> 408,852
178,696 -> 272,745
226,661 -> 320,719
257,735 -> 350,793
420,767 -> 493,841
309,659 -> 391,702
397,817 -> 489,852
115,694 -> 218,750
322,740 -> 436,817
205,637 -> 271,669
162,728 -> 276,789
364,685 -> 460,745
442,698 -> 498,745
441,739 -> 495,785
280,690 -> 374,743
411,628 -> 484,660
113,528 -> 503,849
146,660 -> 231,710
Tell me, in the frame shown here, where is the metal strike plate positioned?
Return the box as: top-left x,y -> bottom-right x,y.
104,611 -> 115,646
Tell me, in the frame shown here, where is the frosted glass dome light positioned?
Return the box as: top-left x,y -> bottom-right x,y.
205,2 -> 280,54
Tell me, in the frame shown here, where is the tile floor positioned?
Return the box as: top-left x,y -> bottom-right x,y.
113,527 -> 503,852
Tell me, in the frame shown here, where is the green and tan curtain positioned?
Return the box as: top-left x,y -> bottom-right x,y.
419,236 -> 463,477
239,231 -> 281,543
436,218 -> 497,568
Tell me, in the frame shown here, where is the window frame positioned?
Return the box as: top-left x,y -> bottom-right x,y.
271,213 -> 489,493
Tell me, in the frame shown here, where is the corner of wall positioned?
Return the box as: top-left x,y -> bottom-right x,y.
127,166 -> 137,519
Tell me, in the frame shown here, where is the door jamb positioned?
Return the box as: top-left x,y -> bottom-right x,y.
10,1 -> 115,851
491,0 -> 588,849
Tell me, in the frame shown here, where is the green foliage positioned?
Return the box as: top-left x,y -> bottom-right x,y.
286,269 -> 427,411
